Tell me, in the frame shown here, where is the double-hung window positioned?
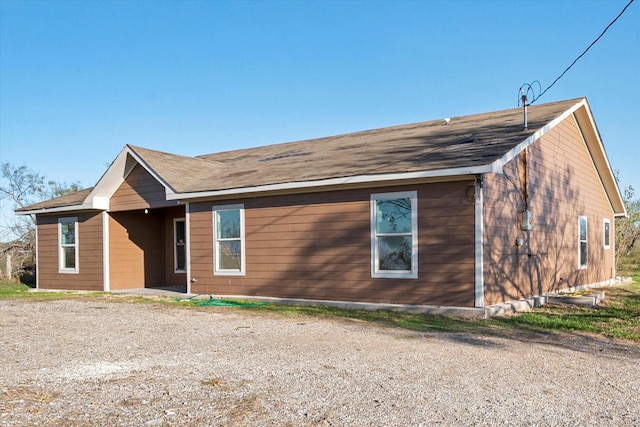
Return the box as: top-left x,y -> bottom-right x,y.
59,217 -> 79,273
174,218 -> 186,273
213,205 -> 245,275
603,219 -> 611,250
371,191 -> 418,279
578,215 -> 588,269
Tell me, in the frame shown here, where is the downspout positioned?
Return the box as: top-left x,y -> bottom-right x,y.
474,175 -> 485,307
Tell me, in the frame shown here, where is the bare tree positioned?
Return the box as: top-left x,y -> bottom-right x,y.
616,185 -> 640,262
0,162 -> 81,276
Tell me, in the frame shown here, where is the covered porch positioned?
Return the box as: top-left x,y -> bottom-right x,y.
108,205 -> 187,291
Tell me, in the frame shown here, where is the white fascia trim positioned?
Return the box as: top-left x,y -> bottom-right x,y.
15,203 -> 97,216
572,114 -> 621,218
574,104 -> 627,218
168,165 -> 498,201
581,102 -> 622,197
92,196 -> 109,210
494,98 -> 586,170
84,147 -> 131,205
84,145 -> 177,210
124,146 -> 178,196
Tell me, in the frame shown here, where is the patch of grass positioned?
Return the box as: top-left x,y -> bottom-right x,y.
180,277 -> 640,342
498,278 -> 640,341
0,279 -> 97,300
3,274 -> 639,343
242,302 -> 495,335
0,280 -> 31,296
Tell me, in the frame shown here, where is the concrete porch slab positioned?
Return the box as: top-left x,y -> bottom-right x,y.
112,286 -> 190,297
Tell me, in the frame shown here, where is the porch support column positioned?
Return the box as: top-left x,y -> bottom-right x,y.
35,220 -> 40,289
102,211 -> 110,292
185,202 -> 192,295
474,175 -> 485,307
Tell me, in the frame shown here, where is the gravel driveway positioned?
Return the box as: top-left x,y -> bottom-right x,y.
1,297 -> 639,426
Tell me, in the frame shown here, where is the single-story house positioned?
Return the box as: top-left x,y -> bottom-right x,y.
17,97 -> 627,309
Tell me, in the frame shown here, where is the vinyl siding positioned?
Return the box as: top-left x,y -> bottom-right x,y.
36,212 -> 104,291
483,115 -> 616,305
189,181 -> 476,306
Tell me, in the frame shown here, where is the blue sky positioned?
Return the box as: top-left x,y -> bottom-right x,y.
1,0 -> 638,226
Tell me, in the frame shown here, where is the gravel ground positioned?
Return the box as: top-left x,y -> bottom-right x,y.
1,297 -> 639,426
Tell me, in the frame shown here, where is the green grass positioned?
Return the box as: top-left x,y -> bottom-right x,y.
255,304 -> 488,333
498,275 -> 640,341
0,280 -> 32,296
3,274 -> 640,342
0,279 -> 94,299
179,276 -> 640,342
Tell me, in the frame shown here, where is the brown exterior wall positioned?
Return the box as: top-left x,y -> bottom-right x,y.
189,181 -> 476,306
36,212 -> 104,291
110,161 -> 180,212
109,210 -> 164,289
483,115 -> 616,305
108,206 -> 186,290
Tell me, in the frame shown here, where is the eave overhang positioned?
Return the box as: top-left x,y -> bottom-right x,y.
15,201 -> 104,216
15,98 -> 626,218
493,98 -> 626,218
166,163 -> 502,202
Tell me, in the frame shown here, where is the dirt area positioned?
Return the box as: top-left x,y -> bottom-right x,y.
1,296 -> 639,426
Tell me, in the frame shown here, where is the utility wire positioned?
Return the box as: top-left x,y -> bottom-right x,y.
532,0 -> 635,104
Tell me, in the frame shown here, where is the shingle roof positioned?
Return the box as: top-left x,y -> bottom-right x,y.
126,145 -> 222,193
143,98 -> 583,193
18,98 -> 587,212
16,188 -> 94,212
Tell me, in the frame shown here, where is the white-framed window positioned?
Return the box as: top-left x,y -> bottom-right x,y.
174,218 -> 186,273
370,191 -> 418,279
578,215 -> 588,269
603,218 -> 611,250
58,217 -> 79,273
213,204 -> 245,276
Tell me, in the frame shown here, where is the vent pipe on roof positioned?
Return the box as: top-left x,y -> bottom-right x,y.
517,81 -> 541,130
521,94 -> 529,129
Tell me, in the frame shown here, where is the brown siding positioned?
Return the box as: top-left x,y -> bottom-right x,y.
36,212 -> 104,291
109,210 -> 165,290
110,162 -> 179,212
189,181 -> 476,306
483,115 -> 616,305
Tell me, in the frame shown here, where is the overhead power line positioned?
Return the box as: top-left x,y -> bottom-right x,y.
531,0 -> 635,104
